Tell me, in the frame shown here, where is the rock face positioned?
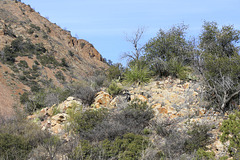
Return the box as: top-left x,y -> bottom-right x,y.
0,0 -> 108,115
28,97 -> 83,135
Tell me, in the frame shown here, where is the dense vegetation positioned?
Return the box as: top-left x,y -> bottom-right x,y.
0,21 -> 240,159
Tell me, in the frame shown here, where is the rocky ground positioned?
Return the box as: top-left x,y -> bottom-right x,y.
28,77 -> 229,159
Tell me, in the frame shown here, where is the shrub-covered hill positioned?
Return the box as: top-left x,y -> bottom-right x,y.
0,0 -> 108,116
26,77 -> 232,159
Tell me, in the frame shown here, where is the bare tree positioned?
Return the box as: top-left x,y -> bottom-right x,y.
122,28 -> 145,65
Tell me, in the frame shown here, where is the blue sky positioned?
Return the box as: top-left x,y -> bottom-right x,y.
21,0 -> 240,65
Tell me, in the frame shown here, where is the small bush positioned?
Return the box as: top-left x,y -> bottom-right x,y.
67,103 -> 108,134
102,133 -> 149,160
55,71 -> 65,81
30,24 -> 41,31
167,58 -> 190,80
124,64 -> 152,85
61,58 -> 69,67
0,133 -> 32,160
184,123 -> 211,153
107,80 -> 122,96
18,60 -> 29,68
68,133 -> 149,160
72,85 -> 97,106
106,63 -> 124,81
83,99 -> 154,141
80,42 -> 86,49
37,54 -> 60,67
27,28 -> 34,34
195,148 -> 215,160
220,111 -> 240,158
68,50 -> 74,57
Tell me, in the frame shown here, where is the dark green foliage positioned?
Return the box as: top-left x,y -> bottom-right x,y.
107,80 -> 122,96
195,148 -> 215,160
68,140 -> 95,160
197,21 -> 240,112
27,28 -> 34,34
124,64 -> 152,85
68,106 -> 108,134
68,133 -> 149,160
37,54 -> 60,67
0,133 -> 32,160
80,42 -> 86,49
68,50 -> 74,57
3,25 -> 16,38
0,113 -> 62,160
101,133 -> 149,160
144,23 -> 194,77
55,71 -> 65,81
20,92 -> 29,104
220,111 -> 240,158
30,24 -> 41,31
184,123 -> 211,153
145,23 -> 193,62
61,58 -> 69,67
82,99 -> 154,141
34,60 -> 40,65
1,37 -> 47,64
18,60 -> 28,68
106,63 -> 124,81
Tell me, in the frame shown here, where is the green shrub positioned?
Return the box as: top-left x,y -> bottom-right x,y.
55,71 -> 65,81
124,64 -> 151,85
67,103 -> 108,134
106,63 -> 124,81
80,42 -> 86,48
102,133 -> 149,160
184,123 -> 211,153
37,54 -> 60,67
68,133 -> 149,160
30,24 -> 41,31
195,148 -> 215,160
18,60 -> 29,68
167,58 -> 190,80
68,50 -> 74,57
27,28 -> 34,34
220,111 -> 240,158
61,58 -> 69,67
0,133 -> 32,160
20,92 -> 29,104
107,80 -> 122,96
68,140 -> 96,160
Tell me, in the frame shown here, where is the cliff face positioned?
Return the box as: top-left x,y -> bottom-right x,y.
0,0 -> 108,116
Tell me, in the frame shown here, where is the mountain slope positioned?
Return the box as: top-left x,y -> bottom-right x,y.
0,0 -> 108,116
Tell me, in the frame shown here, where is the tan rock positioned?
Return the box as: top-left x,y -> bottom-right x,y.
47,106 -> 54,116
152,103 -> 161,109
157,107 -> 168,114
110,96 -> 122,108
51,123 -> 63,134
51,113 -> 68,126
183,82 -> 190,89
67,96 -> 75,101
94,91 -> 112,108
135,94 -> 148,102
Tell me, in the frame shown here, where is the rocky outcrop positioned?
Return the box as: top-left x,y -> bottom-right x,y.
28,77 -> 228,158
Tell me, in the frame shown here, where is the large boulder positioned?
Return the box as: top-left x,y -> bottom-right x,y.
94,91 -> 112,108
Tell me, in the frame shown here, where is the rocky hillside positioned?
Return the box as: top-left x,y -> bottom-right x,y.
28,77 -> 228,159
0,0 -> 108,116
